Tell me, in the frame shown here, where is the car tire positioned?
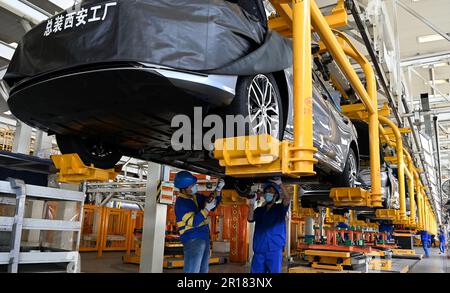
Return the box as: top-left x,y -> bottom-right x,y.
219,73 -> 284,140
56,135 -> 122,169
334,148 -> 358,187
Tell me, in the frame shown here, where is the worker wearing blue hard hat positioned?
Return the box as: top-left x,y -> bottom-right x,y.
174,170 -> 224,273
248,177 -> 290,273
438,226 -> 446,255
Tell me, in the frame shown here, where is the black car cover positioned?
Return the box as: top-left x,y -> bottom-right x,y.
4,0 -> 292,88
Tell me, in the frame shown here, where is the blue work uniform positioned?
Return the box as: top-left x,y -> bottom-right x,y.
379,224 -> 394,240
336,222 -> 350,229
438,229 -> 446,253
418,230 -> 430,257
250,202 -> 289,273
175,193 -> 221,273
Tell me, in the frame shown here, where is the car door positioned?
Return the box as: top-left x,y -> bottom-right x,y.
317,79 -> 353,171
311,74 -> 335,165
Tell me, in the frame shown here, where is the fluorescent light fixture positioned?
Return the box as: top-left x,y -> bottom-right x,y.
49,0 -> 77,10
417,34 -> 448,43
422,62 -> 449,69
429,79 -> 450,85
9,42 -> 17,48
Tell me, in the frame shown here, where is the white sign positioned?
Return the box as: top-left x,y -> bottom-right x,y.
158,181 -> 175,205
44,2 -> 117,37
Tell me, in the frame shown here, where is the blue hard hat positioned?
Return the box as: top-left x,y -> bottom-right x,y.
174,171 -> 197,189
263,182 -> 281,195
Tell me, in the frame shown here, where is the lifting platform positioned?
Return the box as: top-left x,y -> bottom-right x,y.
303,250 -> 367,271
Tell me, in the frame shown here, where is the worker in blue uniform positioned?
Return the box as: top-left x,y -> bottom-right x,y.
336,222 -> 350,229
174,171 -> 224,273
248,177 -> 290,273
438,226 -> 446,254
379,223 -> 394,240
418,230 -> 430,258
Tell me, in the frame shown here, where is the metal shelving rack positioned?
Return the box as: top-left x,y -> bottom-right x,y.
0,179 -> 85,273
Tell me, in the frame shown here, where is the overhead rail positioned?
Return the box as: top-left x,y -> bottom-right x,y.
0,0 -> 51,25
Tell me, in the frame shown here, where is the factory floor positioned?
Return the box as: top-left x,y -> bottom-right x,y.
409,247 -> 450,273
80,252 -> 252,273
80,247 -> 450,273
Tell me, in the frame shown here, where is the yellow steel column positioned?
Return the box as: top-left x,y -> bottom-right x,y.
291,0 -> 316,174
310,3 -> 381,200
349,210 -> 356,222
379,117 -> 406,219
405,153 -> 416,225
416,187 -> 423,229
422,190 -> 427,230
293,184 -> 299,217
413,170 -> 422,227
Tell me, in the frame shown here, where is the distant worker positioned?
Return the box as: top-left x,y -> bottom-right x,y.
438,226 -> 446,254
174,171 -> 224,273
418,230 -> 430,258
336,221 -> 350,229
248,177 -> 290,273
379,223 -> 394,241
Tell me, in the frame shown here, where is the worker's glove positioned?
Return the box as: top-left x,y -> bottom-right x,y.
215,178 -> 226,192
205,198 -> 217,212
268,176 -> 282,186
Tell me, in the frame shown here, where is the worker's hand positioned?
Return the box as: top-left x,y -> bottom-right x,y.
269,176 -> 282,186
205,198 -> 217,212
248,194 -> 257,206
215,178 -> 226,192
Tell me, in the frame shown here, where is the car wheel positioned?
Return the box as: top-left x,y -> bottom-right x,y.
56,135 -> 122,169
219,73 -> 284,140
334,148 -> 358,187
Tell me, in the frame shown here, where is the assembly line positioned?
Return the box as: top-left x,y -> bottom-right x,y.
0,0 -> 449,278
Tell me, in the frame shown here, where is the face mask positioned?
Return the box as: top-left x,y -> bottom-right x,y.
264,193 -> 274,203
191,185 -> 198,195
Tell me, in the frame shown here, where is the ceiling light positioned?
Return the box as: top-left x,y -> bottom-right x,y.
429,79 -> 450,85
417,34 -> 448,43
422,62 -> 449,69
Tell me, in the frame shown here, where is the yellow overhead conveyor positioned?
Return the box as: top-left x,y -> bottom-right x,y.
213,0 -> 438,233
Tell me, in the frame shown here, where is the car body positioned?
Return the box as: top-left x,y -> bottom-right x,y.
4,0 -> 359,184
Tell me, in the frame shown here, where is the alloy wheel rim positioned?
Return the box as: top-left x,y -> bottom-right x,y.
247,74 -> 280,138
348,152 -> 358,187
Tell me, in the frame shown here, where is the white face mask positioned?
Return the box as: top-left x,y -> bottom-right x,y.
190,185 -> 198,195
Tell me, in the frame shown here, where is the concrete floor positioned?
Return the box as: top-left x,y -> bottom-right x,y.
409,247 -> 450,273
80,252 -> 251,273
80,247 -> 450,273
